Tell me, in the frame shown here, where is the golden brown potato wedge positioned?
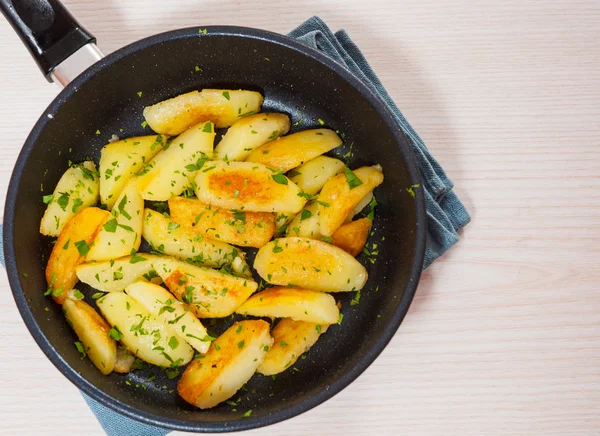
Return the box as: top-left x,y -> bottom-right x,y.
86,180 -> 144,262
178,320 -> 272,409
114,346 -> 135,373
257,319 -> 328,376
168,197 -> 275,248
40,161 -> 100,237
143,89 -> 264,135
194,161 -> 305,213
46,207 -> 110,304
236,287 -> 340,325
99,135 -> 166,209
318,166 -> 384,236
288,156 -> 345,196
213,113 -> 290,161
76,254 -> 161,292
97,292 -> 194,367
245,129 -> 343,172
142,208 -> 248,270
331,218 -> 372,257
153,258 -> 258,318
136,121 -> 215,201
125,281 -> 211,354
63,298 -> 117,375
253,237 -> 367,292
285,201 -> 322,239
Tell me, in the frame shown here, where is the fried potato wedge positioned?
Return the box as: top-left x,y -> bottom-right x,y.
236,287 -> 339,325
99,135 -> 166,209
76,254 -> 161,292
245,129 -> 342,172
125,282 -> 210,354
153,258 -> 258,318
331,218 -> 372,257
142,208 -> 247,269
97,292 -> 193,367
286,201 -> 322,239
86,181 -> 143,262
136,121 -> 215,201
114,346 -> 135,373
254,237 -> 367,292
178,320 -> 272,409
288,156 -> 345,196
46,207 -> 110,304
143,89 -> 264,135
194,161 -> 305,213
319,166 -> 384,236
168,197 -> 275,248
214,113 -> 290,161
257,319 -> 328,376
344,190 -> 373,223
40,161 -> 99,237
63,298 -> 117,375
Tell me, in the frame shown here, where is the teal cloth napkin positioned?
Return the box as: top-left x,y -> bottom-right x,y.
0,16 -> 469,435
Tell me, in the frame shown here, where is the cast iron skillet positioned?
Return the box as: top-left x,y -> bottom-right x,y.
1,0 -> 426,432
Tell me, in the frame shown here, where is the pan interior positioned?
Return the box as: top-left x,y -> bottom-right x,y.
8,29 -> 421,429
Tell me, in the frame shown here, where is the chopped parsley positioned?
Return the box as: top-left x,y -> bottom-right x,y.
103,218 -> 118,232
108,326 -> 124,341
272,173 -> 288,185
74,240 -> 90,256
343,167 -> 363,190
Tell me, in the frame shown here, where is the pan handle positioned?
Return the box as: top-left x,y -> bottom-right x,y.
0,0 -> 100,84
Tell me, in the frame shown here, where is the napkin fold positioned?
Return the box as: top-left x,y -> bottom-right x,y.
1,16 -> 469,435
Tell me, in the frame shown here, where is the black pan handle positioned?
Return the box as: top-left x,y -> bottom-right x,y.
0,0 -> 95,82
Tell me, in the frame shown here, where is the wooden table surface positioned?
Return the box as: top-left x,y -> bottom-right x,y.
1,1 -> 599,434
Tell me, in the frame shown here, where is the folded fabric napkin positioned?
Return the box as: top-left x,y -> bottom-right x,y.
0,16 -> 469,435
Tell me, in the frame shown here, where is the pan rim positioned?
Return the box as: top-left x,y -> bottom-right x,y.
4,25 -> 426,432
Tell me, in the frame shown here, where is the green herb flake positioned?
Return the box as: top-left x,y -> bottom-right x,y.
103,218 -> 118,233
168,336 -> 179,350
202,123 -> 212,133
322,236 -> 333,243
62,239 -> 70,250
74,341 -> 86,357
72,290 -> 84,300
338,313 -> 344,325
108,326 -> 124,341
222,91 -> 231,100
316,324 -> 322,334
130,253 -> 148,264
272,173 -> 288,185
243,409 -> 252,418
343,167 -> 363,190
237,340 -> 245,349
57,192 -> 70,211
42,194 -> 54,204
406,183 -> 421,198
300,209 -> 312,221
74,240 -> 90,256
118,195 -> 132,220
317,118 -> 325,125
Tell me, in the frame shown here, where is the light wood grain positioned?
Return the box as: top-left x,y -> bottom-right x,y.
1,0 -> 599,434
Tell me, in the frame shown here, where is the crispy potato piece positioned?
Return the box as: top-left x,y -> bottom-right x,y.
257,319 -> 328,376
286,201 -> 322,239
76,254 -> 161,292
63,298 -> 117,375
40,161 -> 99,237
178,320 -> 272,409
194,161 -> 305,213
114,346 -> 135,373
97,292 -> 193,367
143,208 -> 248,270
99,135 -> 165,209
153,258 -> 258,318
245,129 -> 342,172
143,89 -> 264,135
168,197 -> 275,248
46,207 -> 110,304
254,237 -> 367,292
344,190 -> 373,223
136,121 -> 215,201
236,287 -> 339,324
86,181 -> 143,262
125,282 -> 210,354
331,218 -> 372,257
319,166 -> 384,236
214,113 -> 290,161
288,156 -> 345,196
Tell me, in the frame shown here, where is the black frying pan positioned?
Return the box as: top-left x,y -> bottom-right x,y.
1,0 -> 426,432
